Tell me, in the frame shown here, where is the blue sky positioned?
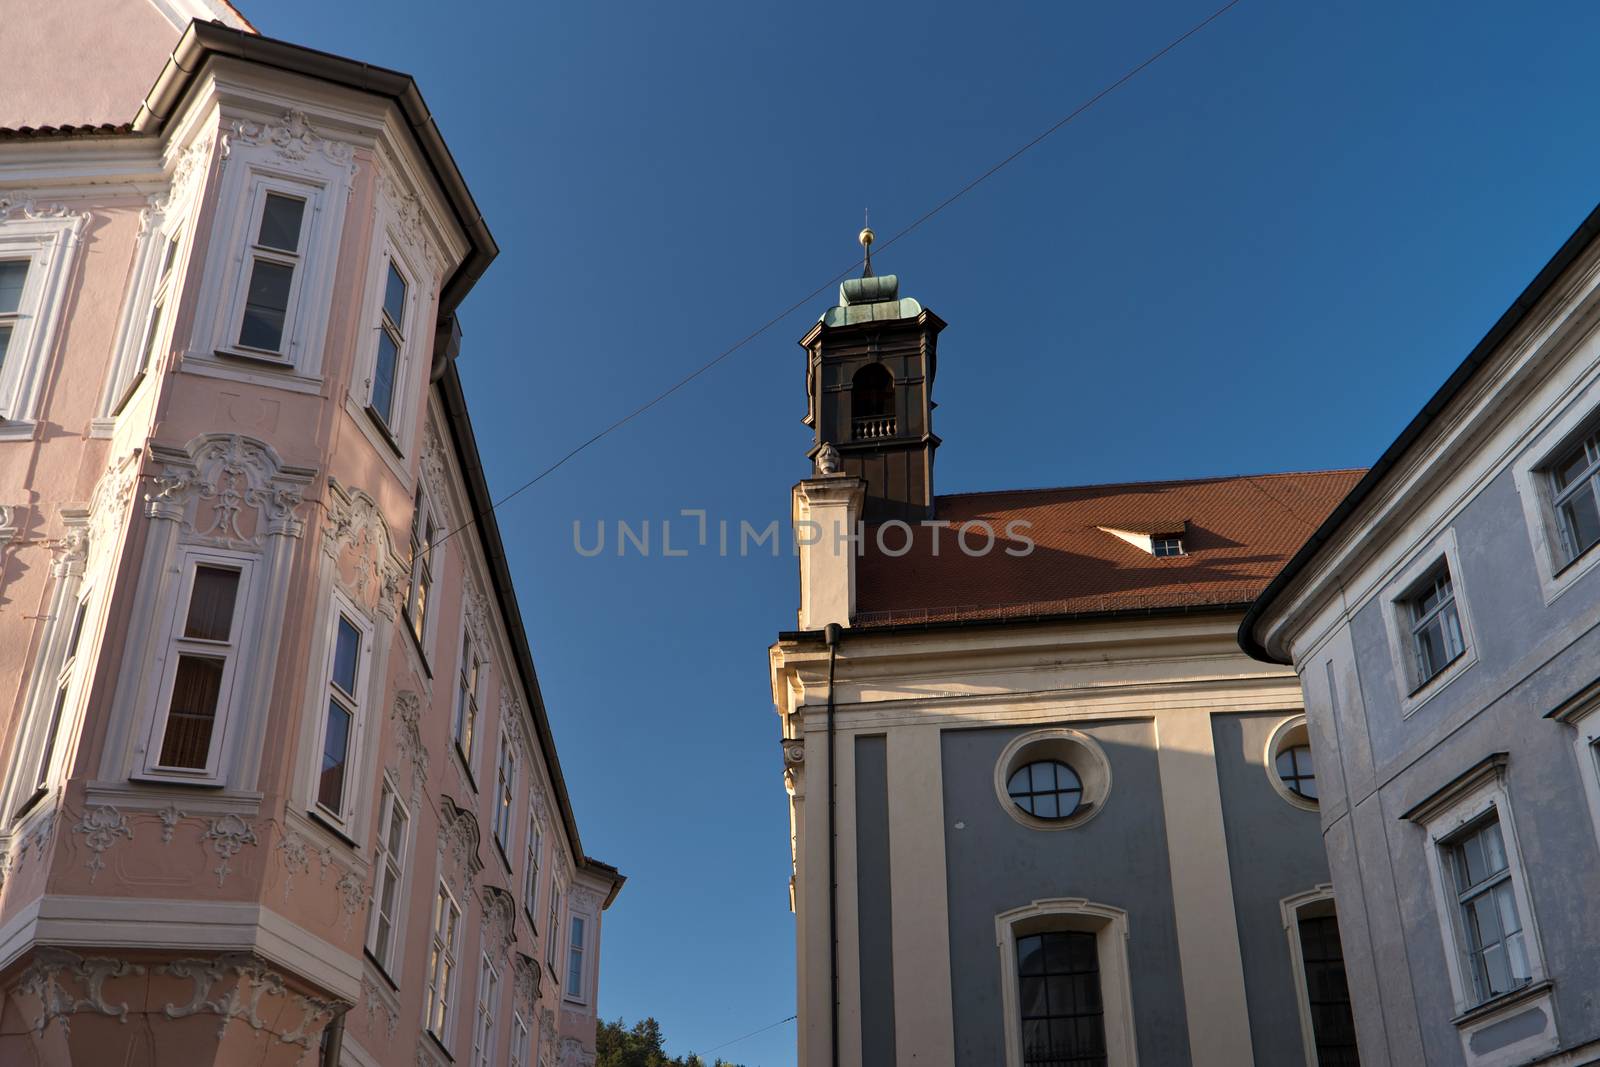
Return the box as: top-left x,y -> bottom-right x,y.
256,2 -> 1600,1062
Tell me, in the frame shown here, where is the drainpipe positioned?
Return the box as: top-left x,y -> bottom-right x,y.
824,621 -> 842,1067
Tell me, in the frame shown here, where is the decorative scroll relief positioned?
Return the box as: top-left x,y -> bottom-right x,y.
323,482 -> 408,621
571,885 -> 605,914
420,424 -> 450,510
0,504 -> 23,544
16,949 -> 147,1036
513,952 -> 540,1013
436,795 -> 483,897
540,1008 -> 558,1065
227,109 -> 354,167
481,886 -> 517,963
393,690 -> 429,804
379,168 -> 444,276
362,974 -> 399,1040
0,195 -> 87,226
202,813 -> 258,887
87,457 -> 139,571
72,805 -> 133,884
144,134 -> 218,225
146,434 -> 315,547
159,954 -> 342,1050
336,866 -> 366,931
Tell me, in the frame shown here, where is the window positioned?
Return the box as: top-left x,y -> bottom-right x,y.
1297,914 -> 1359,1066
510,1013 -> 531,1067
0,209 -> 84,430
315,603 -> 370,824
368,260 -> 409,434
146,559 -> 249,778
234,191 -> 308,356
471,953 -> 499,1067
0,258 -> 27,378
424,882 -> 462,1045
547,884 -> 562,971
1445,814 -> 1531,1004
1408,568 -> 1464,686
1152,537 -> 1184,557
113,230 -> 182,414
12,593 -> 90,819
453,631 -> 483,773
1278,745 -> 1316,800
494,731 -> 517,854
1006,760 -> 1082,820
566,914 -> 587,997
850,363 -> 895,440
406,487 -> 437,649
366,781 -> 409,975
995,729 -> 1110,831
524,819 -> 542,924
1550,430 -> 1600,565
1016,930 -> 1107,1067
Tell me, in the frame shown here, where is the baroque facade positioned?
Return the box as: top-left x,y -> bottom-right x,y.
0,3 -> 620,1066
1242,201 -> 1600,1065
768,251 -> 1364,1066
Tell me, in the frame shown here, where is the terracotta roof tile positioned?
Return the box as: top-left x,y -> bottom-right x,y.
0,123 -> 135,140
854,469 -> 1365,627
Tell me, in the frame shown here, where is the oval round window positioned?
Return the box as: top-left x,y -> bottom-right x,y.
1276,744 -> 1317,800
1006,759 -> 1083,820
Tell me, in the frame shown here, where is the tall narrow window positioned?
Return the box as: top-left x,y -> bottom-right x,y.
370,261 -> 408,433
1446,813 -> 1531,1004
850,363 -> 895,441
454,631 -> 482,773
471,954 -> 499,1067
17,595 -> 90,817
566,915 -> 586,996
494,731 -> 517,853
524,819 -> 542,924
547,885 -> 562,971
1297,913 -> 1360,1066
425,882 -> 462,1045
406,487 -> 436,648
316,610 -> 365,818
1017,930 -> 1108,1067
116,231 -> 181,413
366,782 -> 409,975
1408,568 -> 1464,686
237,192 -> 307,355
1551,431 -> 1600,564
510,1013 -> 531,1067
0,258 -> 28,379
155,563 -> 244,773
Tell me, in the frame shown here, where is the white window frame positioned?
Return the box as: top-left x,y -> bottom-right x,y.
493,729 -> 517,856
470,952 -> 499,1067
994,897 -> 1138,1067
524,816 -> 543,927
564,913 -> 587,1004
406,485 -> 440,657
1407,758 -> 1546,1016
187,140 -> 348,387
359,242 -> 422,448
3,570 -> 93,823
1558,699 -> 1600,861
365,775 -> 411,979
1279,885 -> 1352,1067
1265,715 -> 1320,813
138,548 -> 256,785
309,592 -> 374,829
453,628 -> 484,781
222,181 -> 313,362
1380,531 -> 1478,717
0,211 -> 85,437
102,220 -> 187,423
546,882 -> 563,972
510,1011 -> 531,1067
424,879 -> 462,1048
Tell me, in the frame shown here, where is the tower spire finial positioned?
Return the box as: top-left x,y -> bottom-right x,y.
859,209 -> 875,278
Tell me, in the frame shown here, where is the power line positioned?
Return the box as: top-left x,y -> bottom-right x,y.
700,1012 -> 798,1057
432,0 -> 1244,551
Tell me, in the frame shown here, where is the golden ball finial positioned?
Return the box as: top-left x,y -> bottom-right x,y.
859,226 -> 875,249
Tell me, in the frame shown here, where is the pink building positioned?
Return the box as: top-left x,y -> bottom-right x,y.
0,4 -> 622,1065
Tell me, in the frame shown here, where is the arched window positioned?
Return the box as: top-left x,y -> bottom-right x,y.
997,898 -> 1137,1067
851,363 -> 895,440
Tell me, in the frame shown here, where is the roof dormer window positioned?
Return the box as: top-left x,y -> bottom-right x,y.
1152,537 -> 1184,557
1097,520 -> 1189,558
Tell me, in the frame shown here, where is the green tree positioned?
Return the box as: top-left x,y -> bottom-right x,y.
595,1016 -> 746,1067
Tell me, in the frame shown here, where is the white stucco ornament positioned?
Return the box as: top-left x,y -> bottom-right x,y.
816,443 -> 843,476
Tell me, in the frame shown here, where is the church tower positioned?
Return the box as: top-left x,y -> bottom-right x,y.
800,228 -> 946,522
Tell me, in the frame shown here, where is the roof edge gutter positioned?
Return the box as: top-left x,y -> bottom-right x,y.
777,600 -> 1252,645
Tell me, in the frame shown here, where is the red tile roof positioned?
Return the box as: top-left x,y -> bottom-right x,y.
854,469 -> 1365,628
0,123 -> 134,140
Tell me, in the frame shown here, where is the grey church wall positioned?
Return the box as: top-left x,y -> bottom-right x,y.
855,734 -> 897,1064
1210,711 -> 1334,1067
939,719 -> 1193,1067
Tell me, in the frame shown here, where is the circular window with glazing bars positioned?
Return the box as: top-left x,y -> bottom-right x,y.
1265,716 -> 1319,812
1006,760 -> 1083,820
